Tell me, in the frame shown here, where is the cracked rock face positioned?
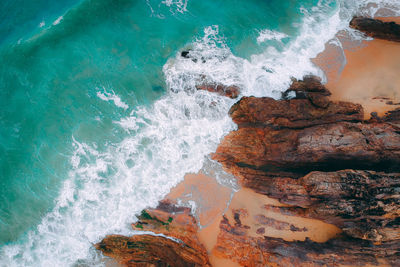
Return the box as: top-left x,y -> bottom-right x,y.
95,200 -> 211,267
211,76 -> 400,265
214,76 -> 400,179
257,170 -> 400,242
213,216 -> 400,267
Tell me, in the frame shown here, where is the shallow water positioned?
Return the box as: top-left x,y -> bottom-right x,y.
0,0 -> 399,266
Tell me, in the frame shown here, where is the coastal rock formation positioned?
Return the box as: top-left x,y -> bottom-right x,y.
350,17 -> 400,42
229,76 -> 363,129
213,216 -> 400,267
213,76 -> 400,181
97,75 -> 400,266
96,200 -> 211,267
210,76 -> 400,265
261,170 -> 400,242
383,107 -> 400,124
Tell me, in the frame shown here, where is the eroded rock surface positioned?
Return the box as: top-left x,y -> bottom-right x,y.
96,201 -> 210,267
260,170 -> 400,242
211,76 -> 400,265
383,107 -> 400,125
213,76 -> 400,181
350,17 -> 400,42
213,216 -> 400,267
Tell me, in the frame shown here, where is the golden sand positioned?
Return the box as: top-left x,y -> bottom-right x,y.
224,188 -> 341,243
314,16 -> 400,118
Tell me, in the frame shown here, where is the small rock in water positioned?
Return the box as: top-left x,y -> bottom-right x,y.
196,83 -> 240,99
181,50 -> 190,58
350,17 -> 400,42
181,49 -> 199,63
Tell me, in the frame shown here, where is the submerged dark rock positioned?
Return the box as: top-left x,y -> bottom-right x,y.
181,50 -> 191,58
350,17 -> 400,42
196,83 -> 240,98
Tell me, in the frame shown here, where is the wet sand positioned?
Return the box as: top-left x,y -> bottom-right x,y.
314,16 -> 400,118
166,172 -> 233,229
224,188 -> 341,243
166,172 -> 239,267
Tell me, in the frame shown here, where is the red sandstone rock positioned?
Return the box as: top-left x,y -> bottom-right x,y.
229,96 -> 363,129
213,121 -> 400,179
383,107 -> 400,124
350,17 -> 400,42
259,170 -> 400,242
97,76 -> 400,266
283,75 -> 332,108
196,83 -> 240,98
96,200 -> 210,267
213,216 -> 400,267
214,77 -> 400,177
212,76 -> 400,249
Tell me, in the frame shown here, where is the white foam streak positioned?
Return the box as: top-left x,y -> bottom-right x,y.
52,16 -> 63,25
161,0 -> 188,13
257,29 -> 288,44
97,88 -> 129,110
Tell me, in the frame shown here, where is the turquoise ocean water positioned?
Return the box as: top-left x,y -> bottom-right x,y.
0,0 -> 399,266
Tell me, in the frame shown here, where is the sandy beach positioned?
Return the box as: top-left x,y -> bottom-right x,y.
314,16 -> 400,118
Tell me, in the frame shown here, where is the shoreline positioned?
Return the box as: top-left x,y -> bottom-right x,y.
97,15 -> 400,267
162,15 -> 400,266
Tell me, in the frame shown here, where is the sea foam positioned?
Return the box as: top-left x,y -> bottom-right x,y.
257,29 -> 289,44
96,88 -> 129,110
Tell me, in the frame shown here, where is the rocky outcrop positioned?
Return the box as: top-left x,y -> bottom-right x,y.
260,170 -> 400,242
213,216 -> 400,267
283,76 -> 332,108
96,201 -> 210,267
213,77 -> 400,181
383,107 -> 400,124
96,75 -> 400,266
211,76 -> 400,265
213,120 -> 400,178
350,17 -> 400,42
229,77 -> 363,129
